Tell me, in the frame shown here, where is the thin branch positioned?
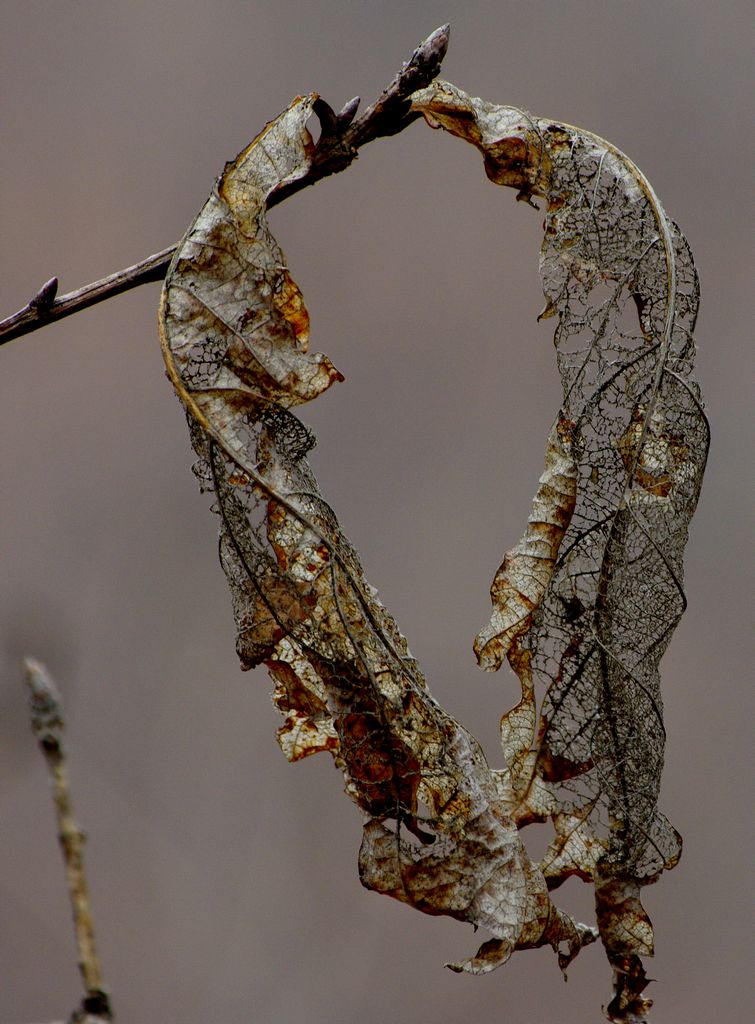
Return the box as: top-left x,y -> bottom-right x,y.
24,658 -> 112,1023
0,24 -> 449,350
268,22 -> 450,206
0,248 -> 173,347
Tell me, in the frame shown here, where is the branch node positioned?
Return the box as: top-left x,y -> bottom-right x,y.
29,276 -> 59,311
337,95 -> 360,126
398,23 -> 450,97
312,96 -> 338,136
81,990 -> 113,1019
24,656 -> 64,745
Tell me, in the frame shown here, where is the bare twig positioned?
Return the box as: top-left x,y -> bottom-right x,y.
0,248 -> 173,347
269,22 -> 450,205
24,658 -> 112,1022
0,24 -> 449,350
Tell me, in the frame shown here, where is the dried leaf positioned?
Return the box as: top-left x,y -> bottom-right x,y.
412,80 -> 708,1017
474,415 -> 578,674
159,94 -> 597,978
160,74 -> 707,1022
603,954 -> 654,1024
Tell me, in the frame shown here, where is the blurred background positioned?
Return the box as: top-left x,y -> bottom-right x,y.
1,3 -> 751,1022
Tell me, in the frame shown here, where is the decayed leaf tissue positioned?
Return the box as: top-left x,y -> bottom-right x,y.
159,76 -> 708,1023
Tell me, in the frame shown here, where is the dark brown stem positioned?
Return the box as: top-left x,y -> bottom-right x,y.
0,25 -> 449,350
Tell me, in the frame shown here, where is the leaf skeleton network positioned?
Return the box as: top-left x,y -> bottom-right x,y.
158,57 -> 708,1024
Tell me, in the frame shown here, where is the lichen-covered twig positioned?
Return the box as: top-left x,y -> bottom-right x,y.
24,658 -> 112,1023
0,25 -> 449,349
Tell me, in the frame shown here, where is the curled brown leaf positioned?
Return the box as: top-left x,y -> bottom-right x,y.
160,70 -> 707,1024
159,91 -> 597,977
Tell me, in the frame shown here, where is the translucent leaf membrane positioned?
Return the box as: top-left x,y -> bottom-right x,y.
411,81 -> 708,1020
159,95 -> 597,979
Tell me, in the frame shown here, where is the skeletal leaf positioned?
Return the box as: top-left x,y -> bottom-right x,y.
159,71 -> 706,1022
412,80 -> 708,1019
159,95 -> 596,978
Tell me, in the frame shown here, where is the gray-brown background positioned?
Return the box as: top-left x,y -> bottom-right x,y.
1,2 -> 751,1022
